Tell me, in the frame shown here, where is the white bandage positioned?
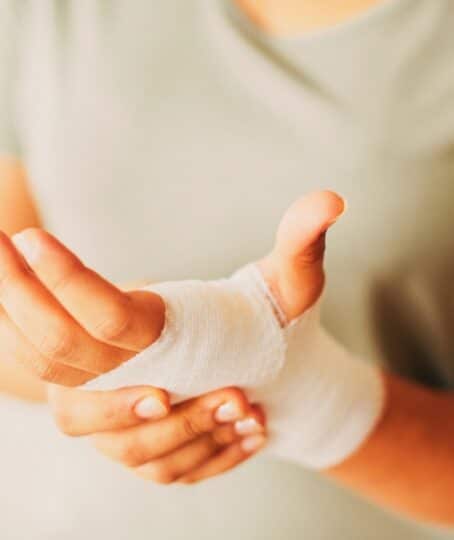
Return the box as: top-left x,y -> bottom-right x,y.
84,265 -> 384,469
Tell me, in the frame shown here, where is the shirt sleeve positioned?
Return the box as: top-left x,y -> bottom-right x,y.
0,1 -> 21,158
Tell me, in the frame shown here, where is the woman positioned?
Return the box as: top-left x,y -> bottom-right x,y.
1,1 -> 454,539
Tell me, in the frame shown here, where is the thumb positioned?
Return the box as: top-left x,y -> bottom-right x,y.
259,190 -> 345,322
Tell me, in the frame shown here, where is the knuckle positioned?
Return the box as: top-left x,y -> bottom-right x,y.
99,400 -> 126,428
180,414 -> 203,440
102,401 -> 122,423
38,328 -> 75,361
297,236 -> 326,267
35,359 -> 62,383
92,300 -> 133,343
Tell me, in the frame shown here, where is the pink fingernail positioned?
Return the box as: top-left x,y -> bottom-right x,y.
134,396 -> 168,420
12,233 -> 40,264
235,417 -> 264,436
327,197 -> 348,226
241,434 -> 266,453
215,401 -> 242,423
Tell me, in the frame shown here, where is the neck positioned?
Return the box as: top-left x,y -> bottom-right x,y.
234,0 -> 384,36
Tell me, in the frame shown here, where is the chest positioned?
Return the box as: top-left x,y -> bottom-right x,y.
15,0 -> 454,282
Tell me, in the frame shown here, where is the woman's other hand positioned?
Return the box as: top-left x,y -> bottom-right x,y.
0,228 -> 166,385
48,385 -> 266,484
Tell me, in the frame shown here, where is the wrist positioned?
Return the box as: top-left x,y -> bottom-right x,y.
264,318 -> 386,469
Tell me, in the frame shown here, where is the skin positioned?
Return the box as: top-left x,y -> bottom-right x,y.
328,376 -> 454,525
226,4 -> 454,524
0,158 -> 45,401
0,158 -> 342,482
0,0 -> 385,403
0,192 -> 343,387
234,0 -> 385,36
0,158 -> 269,480
0,188 -> 342,389
5,160 -> 454,523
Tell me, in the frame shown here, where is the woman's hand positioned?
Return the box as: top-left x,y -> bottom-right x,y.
48,385 -> 266,484
0,228 -> 166,386
0,190 -> 343,387
2,189 -> 342,485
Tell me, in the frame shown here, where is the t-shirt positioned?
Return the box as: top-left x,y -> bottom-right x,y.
1,1 -> 454,538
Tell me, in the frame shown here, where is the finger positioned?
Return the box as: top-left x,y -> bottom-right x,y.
133,406 -> 266,484
233,404 -> 266,436
93,387 -> 250,467
132,425 -> 238,484
179,434 -> 267,484
47,384 -> 170,436
259,190 -> 345,321
0,232 -> 131,377
0,308 -> 93,386
12,229 -> 165,351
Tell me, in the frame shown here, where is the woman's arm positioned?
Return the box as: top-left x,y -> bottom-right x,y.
6,182 -> 454,524
51,365 -> 454,526
0,157 -> 45,401
327,373 -> 454,525
43,188 -> 454,526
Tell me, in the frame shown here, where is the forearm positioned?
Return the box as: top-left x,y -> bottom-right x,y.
327,372 -> 454,525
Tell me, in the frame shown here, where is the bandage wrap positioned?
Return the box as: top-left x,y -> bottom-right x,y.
85,266 -> 287,396
84,265 -> 384,469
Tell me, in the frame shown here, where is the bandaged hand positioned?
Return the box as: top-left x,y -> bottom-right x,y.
5,190 -> 384,469
82,191 -> 383,468
0,190 -> 332,388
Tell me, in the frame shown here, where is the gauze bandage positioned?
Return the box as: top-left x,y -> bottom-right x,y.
84,265 -> 384,469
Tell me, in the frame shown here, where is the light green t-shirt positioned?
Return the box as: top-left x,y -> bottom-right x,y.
1,1 -> 454,539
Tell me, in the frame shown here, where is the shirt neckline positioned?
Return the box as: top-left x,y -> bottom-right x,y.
224,0 -> 404,46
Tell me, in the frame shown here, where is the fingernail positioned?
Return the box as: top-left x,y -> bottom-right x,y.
134,396 -> 168,420
215,401 -> 242,423
235,417 -> 263,436
327,197 -> 348,226
241,434 -> 266,453
12,233 -> 40,263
